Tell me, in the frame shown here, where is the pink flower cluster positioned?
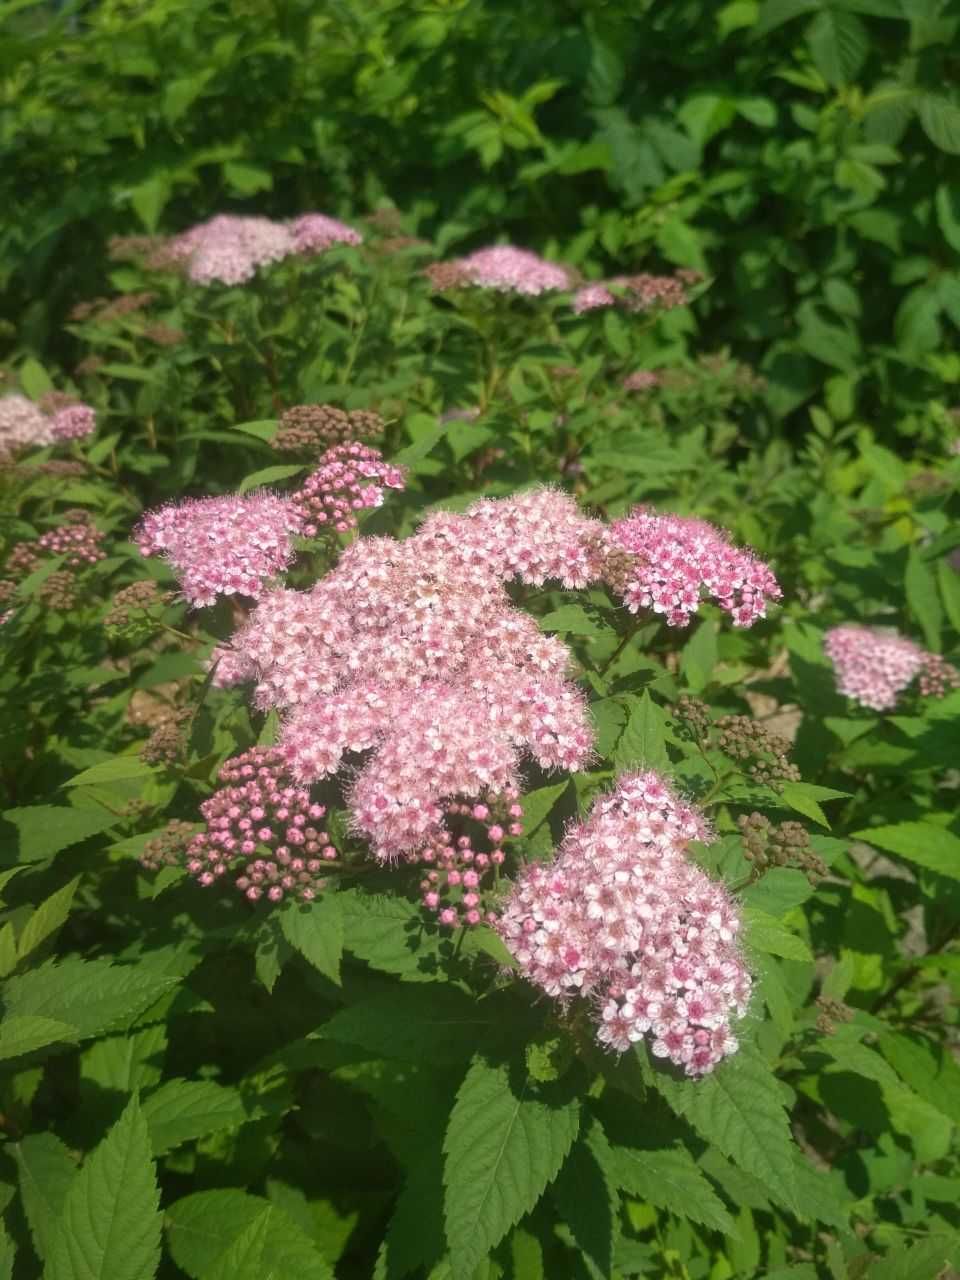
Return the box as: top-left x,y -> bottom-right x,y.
429,246 -> 571,296
0,393 -> 96,456
179,748 -> 335,902
623,371 -> 661,393
135,493 -> 302,607
572,273 -> 692,316
419,794 -> 523,928
290,442 -> 407,536
36,518 -> 106,567
606,508 -> 781,628
214,488 -> 602,859
163,212 -> 361,286
497,771 -> 752,1077
824,624 -> 959,711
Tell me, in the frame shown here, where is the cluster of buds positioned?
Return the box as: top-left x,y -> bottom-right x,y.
70,292 -> 158,325
917,652 -> 960,699
35,511 -> 107,567
182,747 -> 336,903
290,442 -> 406,536
104,580 -> 174,641
676,698 -> 800,791
140,820 -> 199,872
572,271 -> 700,316
623,370 -> 661,393
273,404 -> 385,455
35,571 -> 80,611
1,511 -> 106,613
141,708 -> 192,766
418,792 -> 524,928
736,813 -> 827,885
815,995 -> 854,1036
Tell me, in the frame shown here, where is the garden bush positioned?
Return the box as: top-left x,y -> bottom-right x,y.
1,4 -> 960,1280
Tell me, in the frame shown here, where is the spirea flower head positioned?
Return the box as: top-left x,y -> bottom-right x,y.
288,213 -> 362,254
623,371 -> 661,393
605,507 -> 781,628
135,492 -> 302,606
219,488 -> 599,859
0,393 -> 55,456
824,624 -> 958,710
427,245 -> 571,296
290,443 -> 407,536
178,747 -> 335,903
572,272 -> 693,316
36,514 -> 106,567
49,402 -> 96,442
497,770 -> 752,1077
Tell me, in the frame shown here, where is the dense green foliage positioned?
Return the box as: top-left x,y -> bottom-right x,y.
1,2 -> 960,1279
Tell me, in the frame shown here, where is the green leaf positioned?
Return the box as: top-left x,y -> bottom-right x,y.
339,892 -> 444,981
166,1191 -> 334,1280
64,759 -> 157,789
743,907 -> 813,961
752,0 -> 820,40
648,1043 -> 799,1211
807,9 -> 868,85
0,807 -> 120,864
905,548 -> 942,650
393,425 -> 446,467
142,1079 -> 249,1155
238,464 -> 305,495
13,1134 -> 77,1263
17,877 -> 80,962
229,420 -> 278,442
919,94 -> 960,153
779,780 -> 848,829
0,1016 -> 78,1061
612,1144 -> 735,1234
19,358 -> 54,400
539,606 -> 608,638
322,987 -> 494,1065
551,1117 -> 617,1278
614,692 -> 670,772
936,183 -> 960,253
850,821 -> 960,880
443,1058 -> 580,1280
3,957 -> 177,1041
279,897 -> 344,985
44,1096 -> 161,1280
517,781 -> 569,837
680,620 -> 717,693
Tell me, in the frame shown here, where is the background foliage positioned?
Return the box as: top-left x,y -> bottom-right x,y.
1,1 -> 960,1279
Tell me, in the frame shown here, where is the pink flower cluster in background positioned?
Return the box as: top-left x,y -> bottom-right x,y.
290,442 -> 406,535
497,770 -> 751,1076
824,624 -> 959,711
572,272 -> 695,316
36,517 -> 106,567
135,493 -> 302,607
214,488 -> 602,859
176,748 -> 336,902
623,370 -> 661,393
606,507 -> 782,627
427,245 -> 571,296
0,392 -> 96,457
162,211 -> 361,286
419,794 -> 523,928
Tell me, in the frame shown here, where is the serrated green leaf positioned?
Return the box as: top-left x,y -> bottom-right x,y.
322,987 -> 494,1064
166,1191 -> 333,1280
539,606 -> 609,638
807,8 -> 868,85
648,1043 -> 799,1211
612,1144 -> 735,1234
3,957 -> 177,1040
64,759 -> 157,789
443,1058 -> 580,1280
238,464 -> 305,495
142,1079 -> 249,1155
743,907 -> 813,961
919,94 -> 960,154
44,1096 -> 161,1280
780,780 -> 847,828
905,548 -> 942,651
850,821 -> 960,880
339,892 -> 445,981
17,877 -> 80,963
279,897 -> 343,984
13,1133 -> 77,1263
80,1025 -> 168,1095
229,420 -> 278,441
680,620 -> 718,693
551,1117 -> 618,1275
0,1016 -> 78,1061
614,692 -> 669,772
0,807 -> 120,864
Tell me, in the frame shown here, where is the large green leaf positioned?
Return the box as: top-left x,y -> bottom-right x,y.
3,958 -> 177,1040
0,807 -> 120,864
850,822 -> 960,880
13,1133 -> 77,1264
806,8 -> 868,85
141,1079 -> 249,1155
614,691 -> 670,772
611,1144 -> 735,1234
443,1058 -> 580,1280
322,987 -> 496,1065
279,897 -> 344,985
339,892 -> 445,981
44,1097 -> 161,1280
551,1117 -> 618,1277
166,1191 -> 333,1280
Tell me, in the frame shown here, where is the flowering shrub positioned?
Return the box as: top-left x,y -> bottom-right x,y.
0,191 -> 958,1280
